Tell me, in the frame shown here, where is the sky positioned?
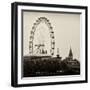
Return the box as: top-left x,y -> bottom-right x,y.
23,11 -> 80,60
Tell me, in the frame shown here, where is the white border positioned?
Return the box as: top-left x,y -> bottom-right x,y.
18,5 -> 86,84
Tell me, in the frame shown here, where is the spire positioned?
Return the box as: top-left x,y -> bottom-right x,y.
69,47 -> 73,59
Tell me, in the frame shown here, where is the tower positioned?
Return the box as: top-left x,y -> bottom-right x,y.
68,47 -> 73,60
57,48 -> 59,58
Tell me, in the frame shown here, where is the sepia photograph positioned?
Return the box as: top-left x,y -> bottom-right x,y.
22,11 -> 80,77
11,2 -> 87,87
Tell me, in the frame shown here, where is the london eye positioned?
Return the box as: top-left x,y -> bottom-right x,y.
29,17 -> 55,56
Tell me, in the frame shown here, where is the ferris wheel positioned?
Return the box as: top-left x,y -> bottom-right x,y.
29,17 -> 55,56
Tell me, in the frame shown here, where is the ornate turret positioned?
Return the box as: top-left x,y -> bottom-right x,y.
57,48 -> 59,58
56,48 -> 62,59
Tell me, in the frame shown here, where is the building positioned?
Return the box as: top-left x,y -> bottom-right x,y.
62,47 -> 80,74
